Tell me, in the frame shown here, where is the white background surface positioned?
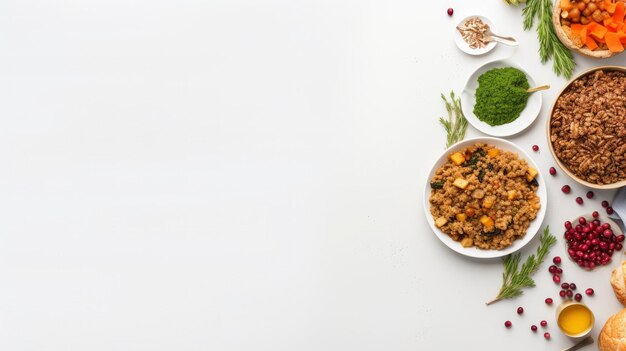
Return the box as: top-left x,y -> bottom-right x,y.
1,1 -> 625,350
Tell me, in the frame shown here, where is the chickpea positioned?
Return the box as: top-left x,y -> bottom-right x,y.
569,7 -> 581,18
583,0 -> 591,3
599,2 -> 605,10
587,2 -> 597,12
580,17 -> 590,24
602,10 -> 610,19
583,8 -> 592,16
592,9 -> 603,22
577,2 -> 587,11
571,16 -> 581,23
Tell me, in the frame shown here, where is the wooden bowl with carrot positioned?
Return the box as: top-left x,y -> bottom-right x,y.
553,0 -> 626,58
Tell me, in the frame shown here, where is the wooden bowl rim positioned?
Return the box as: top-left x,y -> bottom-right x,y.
546,65 -> 626,190
552,1 -> 617,59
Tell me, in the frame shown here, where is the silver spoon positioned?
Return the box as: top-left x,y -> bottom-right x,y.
484,28 -> 518,46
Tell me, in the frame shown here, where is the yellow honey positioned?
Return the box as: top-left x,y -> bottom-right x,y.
558,304 -> 593,336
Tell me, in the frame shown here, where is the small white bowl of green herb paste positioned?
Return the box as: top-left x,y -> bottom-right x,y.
461,59 -> 543,137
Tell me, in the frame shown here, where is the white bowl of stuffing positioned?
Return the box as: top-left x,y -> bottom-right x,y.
424,137 -> 547,259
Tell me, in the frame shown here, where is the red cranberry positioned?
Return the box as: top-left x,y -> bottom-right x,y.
602,200 -> 610,208
562,185 -> 571,193
549,265 -> 557,274
618,235 -> 625,242
567,290 -> 574,298
531,325 -> 538,332
585,288 -> 594,296
545,297 -> 553,304
586,191 -> 594,199
593,211 -> 599,218
540,320 -> 547,327
549,167 -> 557,175
505,320 -> 512,328
607,207 -> 614,215
544,332 -> 551,340
553,256 -> 561,264
576,197 -> 584,205
447,8 -> 454,16
517,307 -> 524,314
565,221 -> 572,229
532,145 -> 539,151
570,283 -> 577,290
553,275 -> 561,283
575,293 -> 582,301
579,217 -> 587,225
561,283 -> 570,289
559,290 -> 566,297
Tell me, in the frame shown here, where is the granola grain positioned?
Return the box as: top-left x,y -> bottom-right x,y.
550,70 -> 626,185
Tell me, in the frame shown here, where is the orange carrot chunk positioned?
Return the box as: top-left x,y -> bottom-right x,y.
571,23 -> 585,34
605,32 -> 625,52
606,0 -> 617,14
591,24 -> 609,39
585,36 -> 599,50
613,2 -> 625,24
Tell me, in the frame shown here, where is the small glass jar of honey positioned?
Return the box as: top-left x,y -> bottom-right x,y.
556,300 -> 595,339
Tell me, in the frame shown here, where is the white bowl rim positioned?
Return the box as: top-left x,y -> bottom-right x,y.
423,137 -> 547,259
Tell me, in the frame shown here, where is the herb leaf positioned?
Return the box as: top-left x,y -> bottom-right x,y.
522,0 -> 575,78
486,227 -> 557,305
438,91 -> 468,149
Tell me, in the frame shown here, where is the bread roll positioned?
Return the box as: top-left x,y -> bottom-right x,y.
612,261 -> 626,306
600,309 -> 626,351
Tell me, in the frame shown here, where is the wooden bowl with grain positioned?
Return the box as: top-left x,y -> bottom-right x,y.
553,1 -> 619,59
547,66 -> 626,190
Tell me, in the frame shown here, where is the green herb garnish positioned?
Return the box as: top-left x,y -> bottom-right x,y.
439,91 -> 468,149
522,0 -> 575,78
486,227 -> 557,305
430,180 -> 445,189
474,67 -> 530,126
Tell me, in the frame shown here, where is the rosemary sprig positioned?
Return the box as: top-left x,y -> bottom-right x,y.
486,227 -> 557,305
438,91 -> 468,149
521,0 -> 576,78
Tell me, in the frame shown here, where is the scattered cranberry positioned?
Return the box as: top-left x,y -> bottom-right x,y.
602,200 -> 610,208
544,332 -> 551,340
516,306 -> 524,314
505,320 -> 512,328
585,288 -> 594,296
576,197 -> 584,205
607,207 -> 614,215
447,8 -> 454,16
561,283 -> 570,289
593,211 -> 599,218
553,275 -> 561,283
545,297 -> 553,305
559,290 -> 566,297
531,325 -> 538,332
567,290 -> 574,298
549,167 -> 557,175
570,283 -> 577,290
532,145 -> 539,152
586,191 -> 594,199
556,267 -> 563,274
579,217 -> 587,225
574,293 -> 582,301
553,256 -> 561,264
549,265 -> 558,274
540,320 -> 547,327
562,185 -> 571,194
